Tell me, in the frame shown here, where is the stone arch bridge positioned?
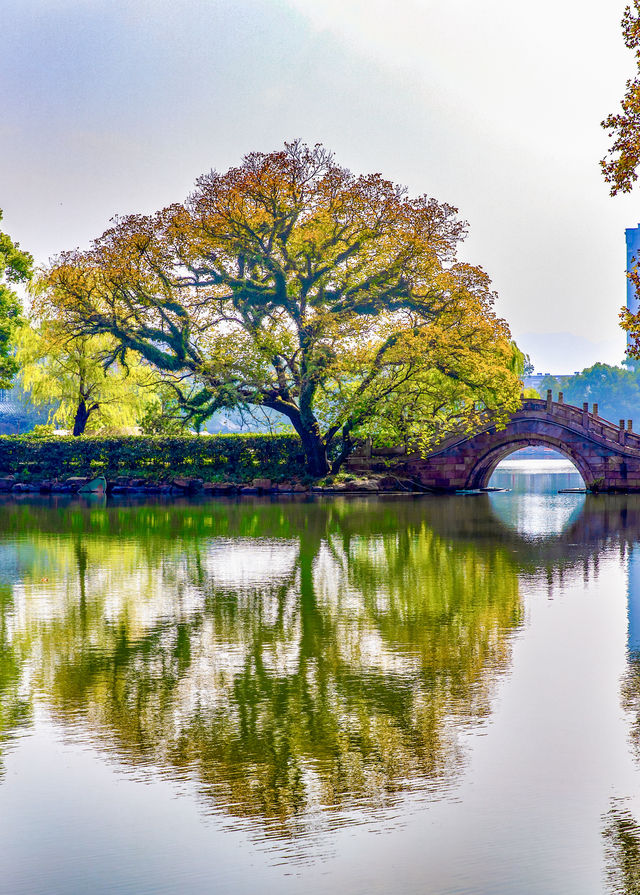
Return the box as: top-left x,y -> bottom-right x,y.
397,395 -> 640,492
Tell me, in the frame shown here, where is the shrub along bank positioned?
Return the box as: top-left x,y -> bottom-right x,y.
0,434 -> 309,482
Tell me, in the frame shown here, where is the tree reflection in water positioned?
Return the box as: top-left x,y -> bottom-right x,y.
603,800 -> 640,895
603,649 -> 640,894
0,498 -> 523,836
0,581 -> 30,777
5,493 -> 640,853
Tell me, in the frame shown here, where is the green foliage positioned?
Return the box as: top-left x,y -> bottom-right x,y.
0,433 -> 307,481
0,498 -> 522,824
16,324 -> 160,436
40,142 -> 522,475
509,341 -> 533,377
539,362 -> 640,425
0,209 -> 30,390
535,373 -> 563,397
137,382 -> 190,435
29,424 -> 55,437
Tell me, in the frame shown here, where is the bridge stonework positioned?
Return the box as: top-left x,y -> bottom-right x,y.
403,398 -> 640,492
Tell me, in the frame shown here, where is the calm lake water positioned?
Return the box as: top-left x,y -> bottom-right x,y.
2,458 -> 640,893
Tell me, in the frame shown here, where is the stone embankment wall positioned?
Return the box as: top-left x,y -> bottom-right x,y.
0,473 -> 418,497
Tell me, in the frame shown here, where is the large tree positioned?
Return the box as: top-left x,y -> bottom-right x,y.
38,142 -> 522,475
0,209 -> 30,389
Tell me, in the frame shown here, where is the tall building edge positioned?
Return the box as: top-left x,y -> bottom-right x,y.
626,225 -> 640,348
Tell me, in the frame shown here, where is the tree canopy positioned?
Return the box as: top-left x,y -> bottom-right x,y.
0,210 -> 30,390
37,142 -> 523,475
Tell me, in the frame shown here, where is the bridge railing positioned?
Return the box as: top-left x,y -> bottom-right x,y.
347,395 -> 640,469
522,396 -> 640,450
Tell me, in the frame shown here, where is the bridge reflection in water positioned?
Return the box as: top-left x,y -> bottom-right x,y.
489,449 -> 585,539
489,454 -> 640,660
487,457 -> 640,891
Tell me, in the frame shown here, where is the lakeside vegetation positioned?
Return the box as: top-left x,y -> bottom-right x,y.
6,137 -> 640,480
0,433 -> 307,483
1,143 -> 529,478
537,363 -> 640,426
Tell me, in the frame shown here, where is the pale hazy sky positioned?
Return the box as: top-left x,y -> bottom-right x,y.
1,0 -> 637,372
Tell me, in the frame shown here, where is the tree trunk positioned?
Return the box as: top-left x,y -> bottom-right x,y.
298,428 -> 330,477
72,399 -> 91,436
329,424 -> 354,475
263,398 -> 330,477
289,415 -> 329,477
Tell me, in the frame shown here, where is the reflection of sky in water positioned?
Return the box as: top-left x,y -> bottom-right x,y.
490,457 -> 584,492
489,458 -> 585,539
203,539 -> 299,587
0,542 -> 39,586
629,546 -> 640,654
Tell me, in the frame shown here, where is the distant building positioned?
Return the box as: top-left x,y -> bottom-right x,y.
523,374 -> 576,392
0,387 -> 48,434
0,389 -> 23,434
626,224 -> 640,347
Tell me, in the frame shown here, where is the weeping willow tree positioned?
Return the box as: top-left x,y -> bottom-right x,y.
16,322 -> 160,435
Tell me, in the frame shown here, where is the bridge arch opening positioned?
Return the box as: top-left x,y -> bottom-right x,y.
485,445 -> 587,539
478,442 -> 587,491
